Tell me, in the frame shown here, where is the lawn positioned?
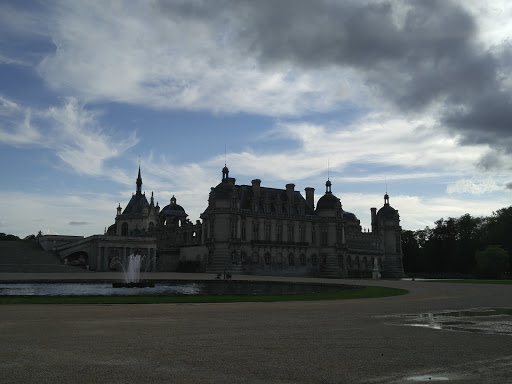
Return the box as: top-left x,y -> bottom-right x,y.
0,285 -> 407,304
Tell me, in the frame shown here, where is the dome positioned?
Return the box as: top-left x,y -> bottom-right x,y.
160,195 -> 187,217
342,211 -> 358,221
377,204 -> 397,219
316,193 -> 341,211
377,194 -> 398,220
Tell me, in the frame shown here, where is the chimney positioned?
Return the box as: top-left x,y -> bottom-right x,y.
286,183 -> 295,204
252,179 -> 261,198
371,207 -> 377,232
305,187 -> 315,209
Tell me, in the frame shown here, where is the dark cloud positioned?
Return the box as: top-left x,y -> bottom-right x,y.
68,221 -> 89,226
157,0 -> 512,153
506,182 -> 512,190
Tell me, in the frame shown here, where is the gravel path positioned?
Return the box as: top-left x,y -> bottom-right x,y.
1,274 -> 511,383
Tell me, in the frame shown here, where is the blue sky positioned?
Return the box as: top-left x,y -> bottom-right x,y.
1,0 -> 512,237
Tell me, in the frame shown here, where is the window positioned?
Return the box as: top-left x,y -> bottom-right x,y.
312,255 -> 318,266
299,225 -> 305,242
121,222 -> 128,236
287,224 -> 294,241
264,253 -> 271,265
253,223 -> 259,241
231,220 -> 237,239
276,224 -> 283,241
231,198 -> 237,209
253,202 -> 259,212
148,222 -> 154,231
300,254 -> 306,266
288,253 -> 295,266
311,225 -> 316,245
240,252 -> 247,263
264,224 -> 271,241
241,221 -> 246,241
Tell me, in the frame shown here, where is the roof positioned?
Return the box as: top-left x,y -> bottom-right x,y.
316,192 -> 340,211
122,192 -> 149,215
377,204 -> 397,219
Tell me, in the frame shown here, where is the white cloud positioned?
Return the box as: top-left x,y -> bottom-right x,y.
34,1 -> 360,116
0,96 -> 138,176
446,177 -> 508,194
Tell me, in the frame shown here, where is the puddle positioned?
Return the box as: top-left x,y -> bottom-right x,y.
384,308 -> 512,336
406,375 -> 449,381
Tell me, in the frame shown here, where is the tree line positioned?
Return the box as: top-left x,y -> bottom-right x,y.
402,206 -> 512,279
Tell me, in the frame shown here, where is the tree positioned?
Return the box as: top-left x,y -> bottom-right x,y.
454,214 -> 483,273
0,233 -> 20,241
402,230 -> 420,272
474,245 -> 509,279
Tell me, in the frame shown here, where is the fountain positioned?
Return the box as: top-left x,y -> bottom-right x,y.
112,254 -> 155,288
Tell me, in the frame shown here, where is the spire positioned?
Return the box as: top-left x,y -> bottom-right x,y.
136,165 -> 142,195
384,193 -> 390,205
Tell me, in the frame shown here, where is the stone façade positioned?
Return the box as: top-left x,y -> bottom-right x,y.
99,165 -> 405,278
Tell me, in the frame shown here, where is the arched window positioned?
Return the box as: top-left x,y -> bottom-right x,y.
300,254 -> 306,266
264,253 -> 271,265
148,222 -> 154,231
311,254 -> 318,266
240,252 -> 247,263
288,253 -> 295,266
121,222 -> 128,236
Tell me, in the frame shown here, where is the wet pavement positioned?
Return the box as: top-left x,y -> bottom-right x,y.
1,274 -> 511,383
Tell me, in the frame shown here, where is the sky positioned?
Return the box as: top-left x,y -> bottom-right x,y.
1,0 -> 512,238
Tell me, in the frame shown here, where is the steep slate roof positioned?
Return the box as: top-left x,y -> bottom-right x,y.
122,193 -> 149,215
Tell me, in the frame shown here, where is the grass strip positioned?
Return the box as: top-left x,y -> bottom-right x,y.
0,286 -> 407,305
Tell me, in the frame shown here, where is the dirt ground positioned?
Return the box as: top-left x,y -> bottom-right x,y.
1,275 -> 511,383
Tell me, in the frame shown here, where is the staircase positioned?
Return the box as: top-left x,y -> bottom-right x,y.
384,254 -> 406,278
319,258 -> 344,278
